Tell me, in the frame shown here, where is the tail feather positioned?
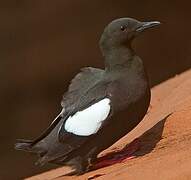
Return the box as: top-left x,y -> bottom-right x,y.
15,139 -> 33,151
15,139 -> 77,166
14,109 -> 74,166
14,110 -> 65,155
15,139 -> 47,156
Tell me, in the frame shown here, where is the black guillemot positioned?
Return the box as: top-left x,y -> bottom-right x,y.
15,17 -> 160,175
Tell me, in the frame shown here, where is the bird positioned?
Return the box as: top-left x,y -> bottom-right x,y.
15,17 -> 160,175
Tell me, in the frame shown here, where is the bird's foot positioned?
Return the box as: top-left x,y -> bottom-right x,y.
92,138 -> 140,170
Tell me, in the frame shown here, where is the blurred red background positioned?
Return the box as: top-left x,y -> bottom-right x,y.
1,0 -> 191,179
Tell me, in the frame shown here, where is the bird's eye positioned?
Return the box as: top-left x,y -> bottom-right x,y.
120,26 -> 126,31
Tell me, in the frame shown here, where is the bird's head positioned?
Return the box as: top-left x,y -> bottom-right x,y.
99,18 -> 160,50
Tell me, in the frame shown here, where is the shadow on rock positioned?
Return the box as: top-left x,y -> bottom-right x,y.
134,114 -> 171,157
62,114 -> 171,177
92,114 -> 171,171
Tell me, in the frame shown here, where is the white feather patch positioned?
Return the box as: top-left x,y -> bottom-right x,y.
64,98 -> 111,136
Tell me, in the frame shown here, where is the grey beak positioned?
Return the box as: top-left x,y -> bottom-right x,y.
136,21 -> 161,32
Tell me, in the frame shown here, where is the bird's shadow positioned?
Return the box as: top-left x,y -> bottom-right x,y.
133,114 -> 169,157
93,114 -> 171,169
62,114 -> 171,178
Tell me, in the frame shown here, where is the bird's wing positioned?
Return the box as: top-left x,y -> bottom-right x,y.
61,67 -> 105,110
50,96 -> 112,164
68,67 -> 104,92
58,96 -> 112,141
58,67 -> 113,162
56,68 -> 113,153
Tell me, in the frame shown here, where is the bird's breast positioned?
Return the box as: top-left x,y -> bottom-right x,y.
108,71 -> 150,112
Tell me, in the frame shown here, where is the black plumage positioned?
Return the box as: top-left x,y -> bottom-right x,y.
15,17 -> 160,174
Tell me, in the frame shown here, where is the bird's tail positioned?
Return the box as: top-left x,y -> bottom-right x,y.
15,139 -> 34,152
15,139 -> 46,156
15,139 -> 50,166
15,109 -> 65,154
15,139 -> 69,166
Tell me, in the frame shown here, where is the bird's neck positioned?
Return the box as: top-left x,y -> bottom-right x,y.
102,45 -> 135,70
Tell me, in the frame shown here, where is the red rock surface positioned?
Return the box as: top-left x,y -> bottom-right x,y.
27,69 -> 191,180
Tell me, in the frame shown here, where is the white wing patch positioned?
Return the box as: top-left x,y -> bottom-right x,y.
64,98 -> 111,136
